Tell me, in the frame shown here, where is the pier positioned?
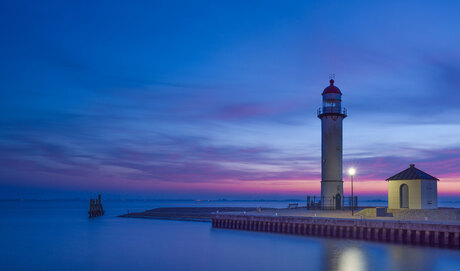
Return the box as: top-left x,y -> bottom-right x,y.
119,205 -> 460,249
212,213 -> 460,249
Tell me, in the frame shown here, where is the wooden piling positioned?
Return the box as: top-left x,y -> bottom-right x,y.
88,194 -> 104,218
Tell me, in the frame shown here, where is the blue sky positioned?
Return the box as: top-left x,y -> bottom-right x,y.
1,0 -> 460,199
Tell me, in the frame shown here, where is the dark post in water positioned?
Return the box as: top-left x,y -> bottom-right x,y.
88,194 -> 105,218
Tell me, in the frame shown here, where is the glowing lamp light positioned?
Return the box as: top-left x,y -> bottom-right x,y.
348,168 -> 356,176
348,167 -> 356,215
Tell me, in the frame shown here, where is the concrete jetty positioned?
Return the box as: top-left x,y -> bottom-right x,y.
119,207 -> 275,222
119,205 -> 460,249
212,211 -> 460,249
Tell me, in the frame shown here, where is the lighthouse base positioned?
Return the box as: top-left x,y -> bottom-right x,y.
321,181 -> 344,210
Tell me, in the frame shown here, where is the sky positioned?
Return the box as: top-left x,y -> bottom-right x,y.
1,0 -> 460,199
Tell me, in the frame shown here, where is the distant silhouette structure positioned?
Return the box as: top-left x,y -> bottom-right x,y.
88,194 -> 105,217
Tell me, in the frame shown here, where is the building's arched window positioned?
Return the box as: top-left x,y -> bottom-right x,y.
400,184 -> 409,208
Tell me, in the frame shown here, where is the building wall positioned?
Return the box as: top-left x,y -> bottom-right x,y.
388,180 -> 422,209
321,115 -> 343,183
421,180 -> 438,209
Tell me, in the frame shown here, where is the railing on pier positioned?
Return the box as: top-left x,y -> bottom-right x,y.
306,195 -> 358,211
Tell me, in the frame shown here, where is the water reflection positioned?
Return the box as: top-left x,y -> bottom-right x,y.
321,242 -> 368,271
320,239 -> 453,271
387,246 -> 435,271
337,247 -> 367,271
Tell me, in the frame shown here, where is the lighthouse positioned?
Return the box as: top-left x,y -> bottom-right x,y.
318,79 -> 347,209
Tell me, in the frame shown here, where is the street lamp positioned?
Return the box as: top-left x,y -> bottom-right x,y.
348,168 -> 356,216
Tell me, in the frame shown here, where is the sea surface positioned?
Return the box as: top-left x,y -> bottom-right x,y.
1,200 -> 460,271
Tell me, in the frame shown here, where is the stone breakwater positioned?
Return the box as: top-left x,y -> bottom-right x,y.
212,214 -> 460,249
119,207 -> 275,222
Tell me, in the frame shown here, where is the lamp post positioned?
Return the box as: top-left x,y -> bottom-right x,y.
348,168 -> 356,216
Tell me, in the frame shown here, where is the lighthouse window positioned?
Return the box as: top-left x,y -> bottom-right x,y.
323,102 -> 336,107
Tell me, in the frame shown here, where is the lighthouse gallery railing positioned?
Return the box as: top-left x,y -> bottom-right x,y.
317,107 -> 347,116
306,195 -> 358,211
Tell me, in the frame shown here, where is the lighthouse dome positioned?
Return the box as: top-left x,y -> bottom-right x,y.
322,79 -> 342,95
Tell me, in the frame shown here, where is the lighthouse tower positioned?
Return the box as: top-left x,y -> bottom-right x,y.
317,79 -> 347,209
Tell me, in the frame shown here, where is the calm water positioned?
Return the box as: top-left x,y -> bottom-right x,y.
1,200 -> 460,271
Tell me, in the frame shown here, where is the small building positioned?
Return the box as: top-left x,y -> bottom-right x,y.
386,164 -> 438,209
